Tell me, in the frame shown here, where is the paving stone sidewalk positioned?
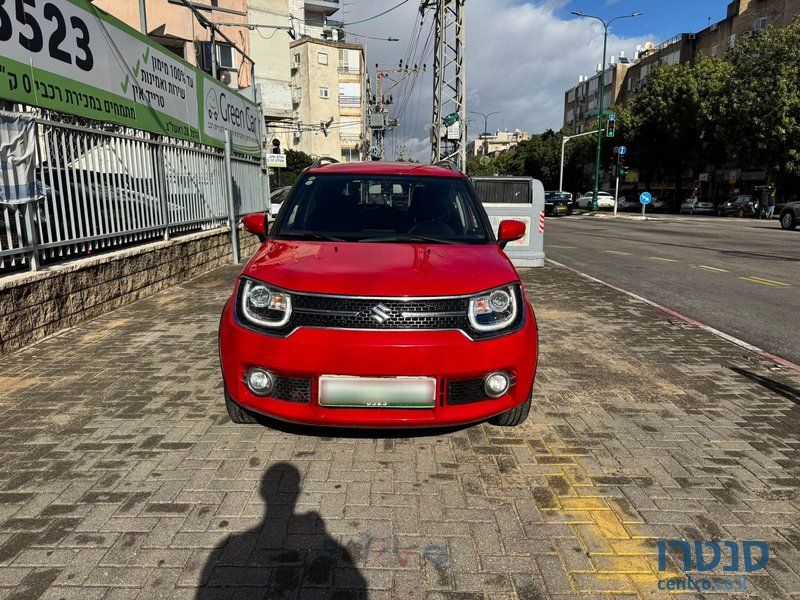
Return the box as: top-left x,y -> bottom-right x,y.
0,263 -> 798,600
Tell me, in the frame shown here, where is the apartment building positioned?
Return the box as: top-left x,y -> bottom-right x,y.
94,0 -> 252,89
278,38 -> 365,160
563,0 -> 800,132
466,130 -> 530,157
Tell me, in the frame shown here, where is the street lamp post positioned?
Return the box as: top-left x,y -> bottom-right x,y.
469,110 -> 500,155
571,11 -> 642,211
559,129 -> 598,193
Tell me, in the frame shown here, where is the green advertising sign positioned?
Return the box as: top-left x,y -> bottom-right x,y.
0,0 -> 261,157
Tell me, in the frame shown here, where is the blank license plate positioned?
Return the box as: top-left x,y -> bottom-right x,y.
318,376 -> 436,408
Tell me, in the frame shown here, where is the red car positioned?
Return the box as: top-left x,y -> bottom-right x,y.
219,160 -> 538,428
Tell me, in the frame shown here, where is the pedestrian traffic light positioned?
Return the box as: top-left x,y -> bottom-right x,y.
606,114 -> 616,138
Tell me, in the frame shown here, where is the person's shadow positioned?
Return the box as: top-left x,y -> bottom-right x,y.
196,462 -> 368,599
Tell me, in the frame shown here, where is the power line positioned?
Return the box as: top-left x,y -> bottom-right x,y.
343,0 -> 412,26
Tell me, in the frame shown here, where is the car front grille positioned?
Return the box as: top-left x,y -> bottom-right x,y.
291,295 -> 469,331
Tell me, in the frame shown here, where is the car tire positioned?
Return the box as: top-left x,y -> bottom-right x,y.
489,388 -> 532,427
737,208 -> 744,218
781,211 -> 797,230
225,389 -> 259,424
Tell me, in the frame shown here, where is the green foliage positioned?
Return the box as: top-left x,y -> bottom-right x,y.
274,149 -> 314,188
721,20 -> 800,176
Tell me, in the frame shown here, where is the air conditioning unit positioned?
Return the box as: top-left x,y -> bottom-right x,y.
217,68 -> 238,89
710,23 -> 718,32
744,29 -> 755,38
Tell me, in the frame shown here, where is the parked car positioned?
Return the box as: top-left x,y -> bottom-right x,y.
680,196 -> 716,215
219,160 -> 539,429
545,191 -> 573,216
779,200 -> 799,230
269,186 -> 291,217
617,196 -> 640,211
649,196 -> 669,212
717,194 -> 756,217
576,191 -> 615,209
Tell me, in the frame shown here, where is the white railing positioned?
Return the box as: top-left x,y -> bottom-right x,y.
1,114 -> 265,274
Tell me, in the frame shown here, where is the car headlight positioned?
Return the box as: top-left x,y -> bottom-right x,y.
468,284 -> 519,332
240,279 -> 292,328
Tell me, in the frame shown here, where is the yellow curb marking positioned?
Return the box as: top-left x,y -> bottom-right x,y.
739,276 -> 790,287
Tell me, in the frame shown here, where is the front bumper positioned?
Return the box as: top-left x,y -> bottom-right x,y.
219,300 -> 538,428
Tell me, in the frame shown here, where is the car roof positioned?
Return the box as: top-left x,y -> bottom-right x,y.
306,161 -> 464,178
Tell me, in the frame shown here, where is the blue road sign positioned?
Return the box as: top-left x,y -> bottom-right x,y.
640,192 -> 652,205
618,146 -> 627,156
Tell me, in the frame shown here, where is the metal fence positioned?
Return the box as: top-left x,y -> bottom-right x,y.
1,113 -> 265,274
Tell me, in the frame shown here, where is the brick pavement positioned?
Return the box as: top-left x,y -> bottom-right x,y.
0,262 -> 798,599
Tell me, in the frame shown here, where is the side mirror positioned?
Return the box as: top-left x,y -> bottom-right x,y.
242,213 -> 268,242
497,219 -> 526,249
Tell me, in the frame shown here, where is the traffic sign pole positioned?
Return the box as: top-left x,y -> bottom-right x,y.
613,150 -> 621,217
639,191 -> 652,220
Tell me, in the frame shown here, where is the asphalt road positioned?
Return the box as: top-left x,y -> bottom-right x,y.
543,212 -> 800,364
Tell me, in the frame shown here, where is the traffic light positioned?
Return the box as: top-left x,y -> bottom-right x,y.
618,155 -> 626,176
606,113 -> 616,138
271,138 -> 281,154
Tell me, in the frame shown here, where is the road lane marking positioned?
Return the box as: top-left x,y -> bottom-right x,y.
546,257 -> 800,374
648,256 -> 677,263
739,276 -> 790,287
695,265 -> 729,273
602,250 -> 631,255
549,245 -> 577,249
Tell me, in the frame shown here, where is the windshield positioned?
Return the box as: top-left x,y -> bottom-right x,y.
273,174 -> 491,244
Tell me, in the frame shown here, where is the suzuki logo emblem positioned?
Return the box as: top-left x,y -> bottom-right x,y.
369,304 -> 392,324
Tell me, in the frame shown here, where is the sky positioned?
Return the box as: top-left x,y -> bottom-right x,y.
338,0 -> 734,161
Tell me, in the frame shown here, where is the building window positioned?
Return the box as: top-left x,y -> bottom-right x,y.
627,77 -> 632,91
293,53 -> 300,66
728,33 -> 736,49
711,44 -> 718,56
320,87 -> 330,98
753,17 -> 767,31
318,52 -> 328,65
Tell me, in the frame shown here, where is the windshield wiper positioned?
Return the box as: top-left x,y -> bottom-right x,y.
359,234 -> 459,245
278,231 -> 346,242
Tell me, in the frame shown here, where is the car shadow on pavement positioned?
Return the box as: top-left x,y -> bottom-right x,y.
196,462 -> 368,599
729,367 -> 800,405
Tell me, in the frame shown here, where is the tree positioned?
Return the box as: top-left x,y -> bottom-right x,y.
721,19 -> 800,179
274,149 -> 313,188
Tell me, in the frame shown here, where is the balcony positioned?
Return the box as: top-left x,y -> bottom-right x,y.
337,66 -> 360,76
338,96 -> 361,107
304,0 -> 340,16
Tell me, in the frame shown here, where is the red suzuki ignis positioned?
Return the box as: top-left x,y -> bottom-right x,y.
219,160 -> 538,428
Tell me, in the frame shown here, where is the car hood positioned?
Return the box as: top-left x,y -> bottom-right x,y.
241,239 -> 520,296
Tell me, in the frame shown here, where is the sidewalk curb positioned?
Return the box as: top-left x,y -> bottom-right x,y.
546,258 -> 800,374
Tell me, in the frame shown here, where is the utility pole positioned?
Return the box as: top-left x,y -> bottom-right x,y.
367,63 -> 423,159
421,0 -> 466,169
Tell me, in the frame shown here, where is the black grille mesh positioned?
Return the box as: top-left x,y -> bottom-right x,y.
291,295 -> 468,331
447,379 -> 488,405
271,376 -> 311,403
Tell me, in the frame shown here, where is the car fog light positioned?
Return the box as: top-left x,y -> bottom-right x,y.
245,368 -> 275,396
484,372 -> 510,398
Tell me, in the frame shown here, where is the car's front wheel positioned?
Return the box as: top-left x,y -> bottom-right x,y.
781,211 -> 797,230
489,387 -> 532,427
225,389 -> 260,424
